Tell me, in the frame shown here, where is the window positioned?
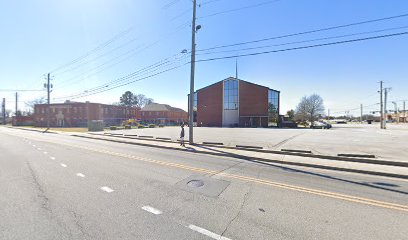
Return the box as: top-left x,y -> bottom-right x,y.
224,79 -> 238,110
268,89 -> 279,126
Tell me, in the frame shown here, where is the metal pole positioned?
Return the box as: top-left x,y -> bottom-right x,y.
47,73 -> 50,128
360,104 -> 363,123
2,98 -> 5,124
15,92 -> 18,116
380,81 -> 383,129
404,101 -> 406,123
188,0 -> 197,144
384,88 -> 388,129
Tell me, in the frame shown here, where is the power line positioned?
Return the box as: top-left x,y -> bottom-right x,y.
197,13 -> 408,52
54,62 -> 189,101
199,0 -> 223,6
197,25 -> 408,55
56,21 -> 190,88
199,0 -> 283,19
53,53 -> 190,100
50,26 -> 135,74
196,31 -> 408,62
0,89 -> 43,92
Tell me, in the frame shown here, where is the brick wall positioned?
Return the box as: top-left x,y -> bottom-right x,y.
34,102 -> 140,127
196,82 -> 223,127
239,81 -> 268,117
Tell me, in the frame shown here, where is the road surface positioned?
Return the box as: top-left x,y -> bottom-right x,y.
0,127 -> 407,240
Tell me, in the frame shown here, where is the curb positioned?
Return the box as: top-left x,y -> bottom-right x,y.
84,133 -> 408,168
71,134 -> 408,180
8,127 -> 59,134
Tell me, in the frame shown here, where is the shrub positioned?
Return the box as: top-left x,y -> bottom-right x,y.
158,124 -> 164,128
138,125 -> 145,129
110,126 -> 117,130
124,125 -> 131,129
149,124 -> 156,128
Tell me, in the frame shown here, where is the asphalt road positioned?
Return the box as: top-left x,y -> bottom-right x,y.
1,127 -> 407,240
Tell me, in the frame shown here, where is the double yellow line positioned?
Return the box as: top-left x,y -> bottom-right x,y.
28,135 -> 408,213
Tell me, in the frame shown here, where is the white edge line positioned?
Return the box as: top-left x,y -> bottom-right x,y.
188,225 -> 232,240
60,163 -> 67,168
100,186 -> 114,193
141,206 -> 162,215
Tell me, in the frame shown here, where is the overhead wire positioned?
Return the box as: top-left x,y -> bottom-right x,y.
196,31 -> 408,62
197,13 -> 408,52
199,0 -> 283,19
49,26 -> 135,74
57,20 -> 190,89
196,25 -> 408,56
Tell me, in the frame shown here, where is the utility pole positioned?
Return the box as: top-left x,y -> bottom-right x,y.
327,109 -> 330,120
404,101 -> 406,123
188,0 -> 197,144
379,81 -> 384,129
360,104 -> 363,123
44,73 -> 53,128
384,87 -> 391,129
2,98 -> 6,125
15,92 -> 18,116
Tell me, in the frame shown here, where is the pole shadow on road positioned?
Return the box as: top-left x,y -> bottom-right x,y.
193,145 -> 407,196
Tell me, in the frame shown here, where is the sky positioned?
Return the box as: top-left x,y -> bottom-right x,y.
1,0 -> 408,117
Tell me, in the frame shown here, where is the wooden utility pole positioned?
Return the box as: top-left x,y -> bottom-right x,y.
188,0 -> 197,144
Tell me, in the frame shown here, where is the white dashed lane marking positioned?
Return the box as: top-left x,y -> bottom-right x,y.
188,225 -> 232,240
60,163 -> 67,168
76,173 -> 85,178
141,206 -> 163,215
43,152 -> 48,154
50,157 -> 56,160
100,186 -> 114,193
37,148 -> 42,150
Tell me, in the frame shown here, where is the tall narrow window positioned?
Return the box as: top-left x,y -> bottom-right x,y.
224,79 -> 238,110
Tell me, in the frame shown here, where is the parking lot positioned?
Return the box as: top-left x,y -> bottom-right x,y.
110,123 -> 408,161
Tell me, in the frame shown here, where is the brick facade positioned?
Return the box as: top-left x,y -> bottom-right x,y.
34,101 -> 140,127
238,81 -> 269,127
140,103 -> 188,125
196,82 -> 223,127
193,77 -> 280,128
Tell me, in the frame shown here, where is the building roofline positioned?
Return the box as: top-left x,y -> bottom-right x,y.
194,77 -> 280,93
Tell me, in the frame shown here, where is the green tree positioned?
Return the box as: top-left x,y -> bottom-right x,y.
287,109 -> 295,121
120,91 -> 138,107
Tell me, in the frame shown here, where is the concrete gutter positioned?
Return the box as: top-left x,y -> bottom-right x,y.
71,134 -> 408,180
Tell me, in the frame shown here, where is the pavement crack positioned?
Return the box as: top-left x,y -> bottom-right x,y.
70,210 -> 92,239
27,161 -> 51,212
220,184 -> 251,238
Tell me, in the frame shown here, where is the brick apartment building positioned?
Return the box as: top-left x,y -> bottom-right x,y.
140,103 -> 188,125
34,101 -> 140,127
190,77 -> 280,127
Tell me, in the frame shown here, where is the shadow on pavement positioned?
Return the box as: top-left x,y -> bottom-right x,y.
194,145 -> 407,196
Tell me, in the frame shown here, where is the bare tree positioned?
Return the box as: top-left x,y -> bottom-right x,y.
25,97 -> 46,112
295,94 -> 325,125
135,94 -> 154,108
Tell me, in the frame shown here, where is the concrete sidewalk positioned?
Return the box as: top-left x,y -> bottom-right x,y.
104,124 -> 408,162
74,132 -> 408,179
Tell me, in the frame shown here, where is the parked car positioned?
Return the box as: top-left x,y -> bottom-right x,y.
311,121 -> 332,129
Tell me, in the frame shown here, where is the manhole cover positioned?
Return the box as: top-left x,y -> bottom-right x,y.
187,180 -> 204,188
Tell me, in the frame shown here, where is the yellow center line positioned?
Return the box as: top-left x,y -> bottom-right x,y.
18,134 -> 408,212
